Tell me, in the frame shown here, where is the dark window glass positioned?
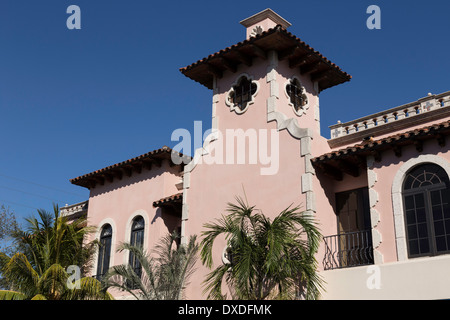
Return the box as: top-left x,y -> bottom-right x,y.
286,78 -> 308,112
96,224 -> 112,280
403,164 -> 447,190
229,76 -> 257,111
403,164 -> 450,258
129,216 -> 145,281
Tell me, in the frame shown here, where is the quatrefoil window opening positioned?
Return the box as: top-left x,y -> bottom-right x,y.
228,75 -> 257,113
286,78 -> 308,115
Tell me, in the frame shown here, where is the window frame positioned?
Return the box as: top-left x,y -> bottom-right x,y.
129,216 -> 145,278
96,224 -> 113,280
225,74 -> 259,114
284,76 -> 309,116
402,164 -> 450,258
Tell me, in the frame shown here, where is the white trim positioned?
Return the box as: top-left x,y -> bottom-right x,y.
391,154 -> 450,261
180,77 -> 220,246
225,73 -> 260,114
283,75 -> 309,117
265,51 -> 313,140
221,246 -> 231,265
367,155 -> 383,264
93,218 -> 117,276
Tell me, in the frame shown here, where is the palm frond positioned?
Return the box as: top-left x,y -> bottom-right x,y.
69,276 -> 114,300
102,232 -> 198,300
2,203 -> 107,300
0,290 -> 27,300
37,263 -> 67,300
200,196 -> 324,300
3,253 -> 39,298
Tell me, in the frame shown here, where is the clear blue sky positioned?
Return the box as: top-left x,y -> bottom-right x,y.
1,0 -> 449,223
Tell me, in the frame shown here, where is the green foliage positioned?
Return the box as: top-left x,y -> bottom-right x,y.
102,232 -> 198,300
0,203 -> 112,300
0,254 -> 113,300
12,204 -> 97,276
200,196 -> 324,300
0,205 -> 19,253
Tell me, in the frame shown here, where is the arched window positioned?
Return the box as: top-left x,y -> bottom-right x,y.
96,224 -> 112,279
129,216 -> 145,278
403,164 -> 450,258
228,76 -> 257,112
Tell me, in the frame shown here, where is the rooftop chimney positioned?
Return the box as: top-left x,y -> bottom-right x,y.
240,8 -> 291,40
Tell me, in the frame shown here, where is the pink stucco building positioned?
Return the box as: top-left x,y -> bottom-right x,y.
63,9 -> 450,300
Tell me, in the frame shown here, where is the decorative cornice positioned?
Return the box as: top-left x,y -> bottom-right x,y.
239,8 -> 292,29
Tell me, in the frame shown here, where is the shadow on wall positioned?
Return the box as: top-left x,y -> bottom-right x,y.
88,159 -> 182,198
152,206 -> 182,239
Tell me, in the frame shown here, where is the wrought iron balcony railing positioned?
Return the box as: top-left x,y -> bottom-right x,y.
323,230 -> 374,271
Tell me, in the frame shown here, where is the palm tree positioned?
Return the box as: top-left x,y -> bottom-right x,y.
200,196 -> 324,300
0,204 -> 112,300
12,204 -> 97,275
0,253 -> 113,300
102,232 -> 198,300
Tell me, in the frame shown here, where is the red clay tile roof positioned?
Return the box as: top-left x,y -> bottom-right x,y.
70,146 -> 190,189
153,192 -> 183,208
312,120 -> 450,164
180,25 -> 351,92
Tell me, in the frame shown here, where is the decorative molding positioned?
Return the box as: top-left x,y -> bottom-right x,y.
283,75 -> 309,117
60,200 -> 88,217
391,154 -> 450,261
366,155 -> 383,264
225,73 -> 260,115
250,25 -> 263,37
221,246 -> 231,265
266,51 -> 313,140
370,208 -> 380,228
240,9 -> 292,29
264,50 -> 316,213
301,173 -> 313,193
368,168 -> 377,189
181,76 -> 223,245
304,154 -> 315,175
372,229 -> 383,249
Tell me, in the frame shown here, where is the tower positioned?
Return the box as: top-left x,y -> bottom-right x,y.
179,8 -> 351,299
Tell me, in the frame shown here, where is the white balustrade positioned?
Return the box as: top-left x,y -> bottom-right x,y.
329,92 -> 450,139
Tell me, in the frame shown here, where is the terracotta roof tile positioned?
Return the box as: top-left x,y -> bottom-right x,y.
312,120 -> 450,163
70,146 -> 190,189
180,25 -> 351,92
153,192 -> 183,207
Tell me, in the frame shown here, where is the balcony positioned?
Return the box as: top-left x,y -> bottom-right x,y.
328,91 -> 450,148
323,230 -> 374,271
60,200 -> 88,221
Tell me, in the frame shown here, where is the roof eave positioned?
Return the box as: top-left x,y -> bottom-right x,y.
180,25 -> 351,92
70,146 -> 191,189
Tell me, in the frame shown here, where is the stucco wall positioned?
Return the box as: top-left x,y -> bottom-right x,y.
182,51 -> 319,299
321,254 -> 450,300
371,139 -> 450,263
86,159 -> 182,275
